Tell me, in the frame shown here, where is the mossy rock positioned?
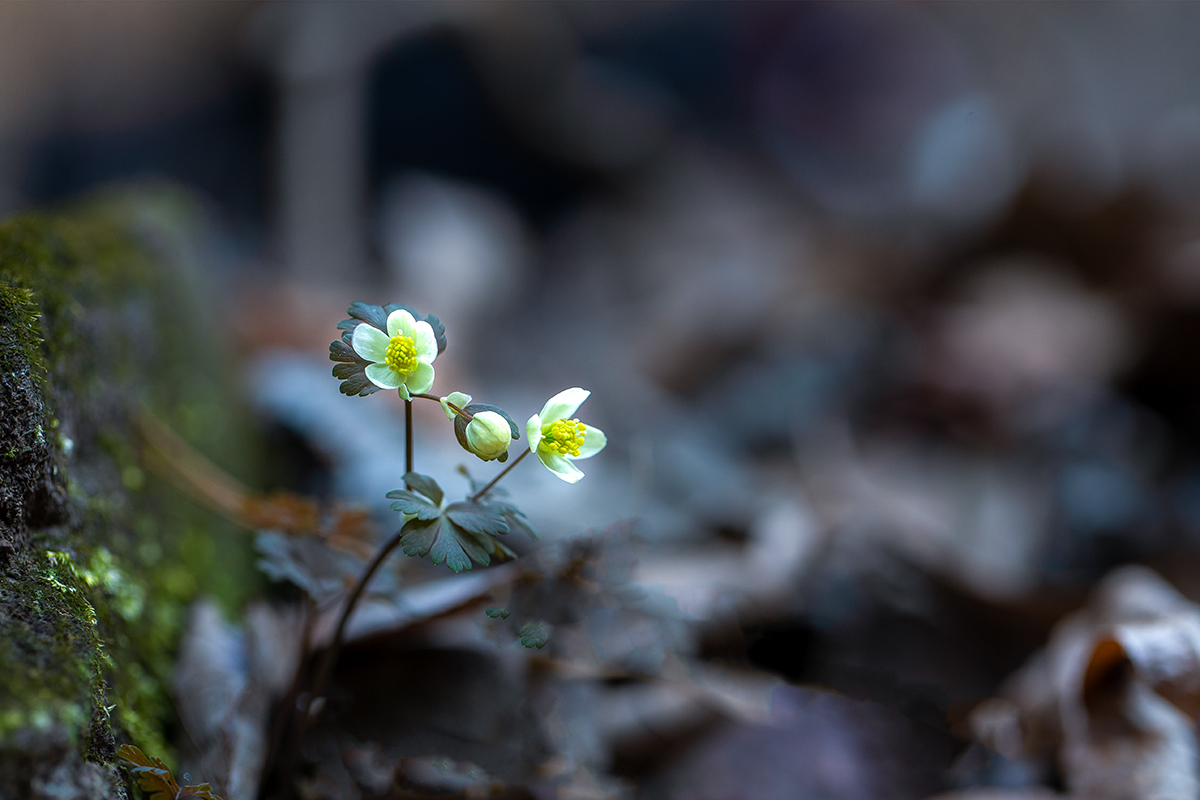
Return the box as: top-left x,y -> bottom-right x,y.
0,187 -> 261,798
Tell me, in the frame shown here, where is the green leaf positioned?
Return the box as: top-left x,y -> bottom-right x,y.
329,339 -> 363,364
338,302 -> 447,354
444,501 -> 509,537
329,338 -> 383,397
387,490 -> 440,520
335,369 -> 382,398
403,472 -> 443,506
430,523 -> 475,572
482,499 -> 538,540
439,520 -> 489,568
397,509 -> 517,572
485,607 -> 510,619
518,621 -> 550,649
344,301 -> 389,332
399,516 -> 440,558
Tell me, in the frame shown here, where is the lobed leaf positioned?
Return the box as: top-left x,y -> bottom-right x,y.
403,472 -> 444,506
385,490 -> 441,520
399,516 -> 440,558
430,521 -> 479,572
329,337 -> 383,396
118,745 -> 181,800
345,301 -> 389,332
397,511 -> 516,573
518,621 -> 550,649
481,498 -> 539,540
118,744 -> 226,800
444,501 -> 509,537
485,607 -> 510,619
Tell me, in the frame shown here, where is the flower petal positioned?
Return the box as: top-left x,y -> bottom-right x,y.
412,320 -> 438,360
366,362 -> 404,389
405,359 -> 435,395
573,425 -> 607,460
526,414 -> 543,451
538,451 -> 585,483
352,324 -> 390,363
386,308 -> 416,339
538,388 -> 590,423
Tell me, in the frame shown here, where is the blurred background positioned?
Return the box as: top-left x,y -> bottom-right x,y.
13,1 -> 1200,797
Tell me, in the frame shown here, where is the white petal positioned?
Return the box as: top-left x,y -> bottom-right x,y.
538,451 -> 585,483
405,359 -> 435,395
386,308 -> 416,339
573,425 -> 607,460
526,414 -> 543,451
365,362 -> 404,389
412,320 -> 438,360
352,324 -> 390,363
538,388 -> 590,423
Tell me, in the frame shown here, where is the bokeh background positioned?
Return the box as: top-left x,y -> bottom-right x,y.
12,2 -> 1200,797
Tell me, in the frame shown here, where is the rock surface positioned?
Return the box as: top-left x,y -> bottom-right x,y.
0,189 -> 257,798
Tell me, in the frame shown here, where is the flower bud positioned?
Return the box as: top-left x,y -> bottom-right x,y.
465,411 -> 512,461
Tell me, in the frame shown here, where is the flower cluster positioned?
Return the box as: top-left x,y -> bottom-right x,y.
328,301 -> 607,571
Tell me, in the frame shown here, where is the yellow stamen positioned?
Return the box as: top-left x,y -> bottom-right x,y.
539,418 -> 587,457
385,334 -> 418,375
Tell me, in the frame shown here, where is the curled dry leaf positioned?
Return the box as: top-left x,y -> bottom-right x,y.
967,566 -> 1200,800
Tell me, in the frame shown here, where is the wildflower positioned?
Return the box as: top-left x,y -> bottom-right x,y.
465,411 -> 512,461
351,309 -> 438,400
330,302 -> 445,397
526,388 -> 607,483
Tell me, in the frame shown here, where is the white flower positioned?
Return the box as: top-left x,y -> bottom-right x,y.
526,388 -> 607,484
465,411 -> 512,461
351,309 -> 438,400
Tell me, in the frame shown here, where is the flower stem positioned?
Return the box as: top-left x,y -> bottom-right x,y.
275,525 -> 408,797
412,392 -> 473,421
405,399 -> 413,485
470,447 -> 531,502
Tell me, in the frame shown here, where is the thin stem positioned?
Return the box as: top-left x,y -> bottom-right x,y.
275,526 -> 408,796
470,447 -> 531,502
405,399 -> 413,484
411,392 -> 473,421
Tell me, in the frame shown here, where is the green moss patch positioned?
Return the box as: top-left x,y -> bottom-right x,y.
0,186 -> 262,795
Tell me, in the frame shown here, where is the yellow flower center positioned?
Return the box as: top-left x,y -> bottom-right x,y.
385,334 -> 418,375
539,418 -> 587,457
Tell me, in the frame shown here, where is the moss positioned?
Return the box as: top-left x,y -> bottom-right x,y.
0,185 -> 264,795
